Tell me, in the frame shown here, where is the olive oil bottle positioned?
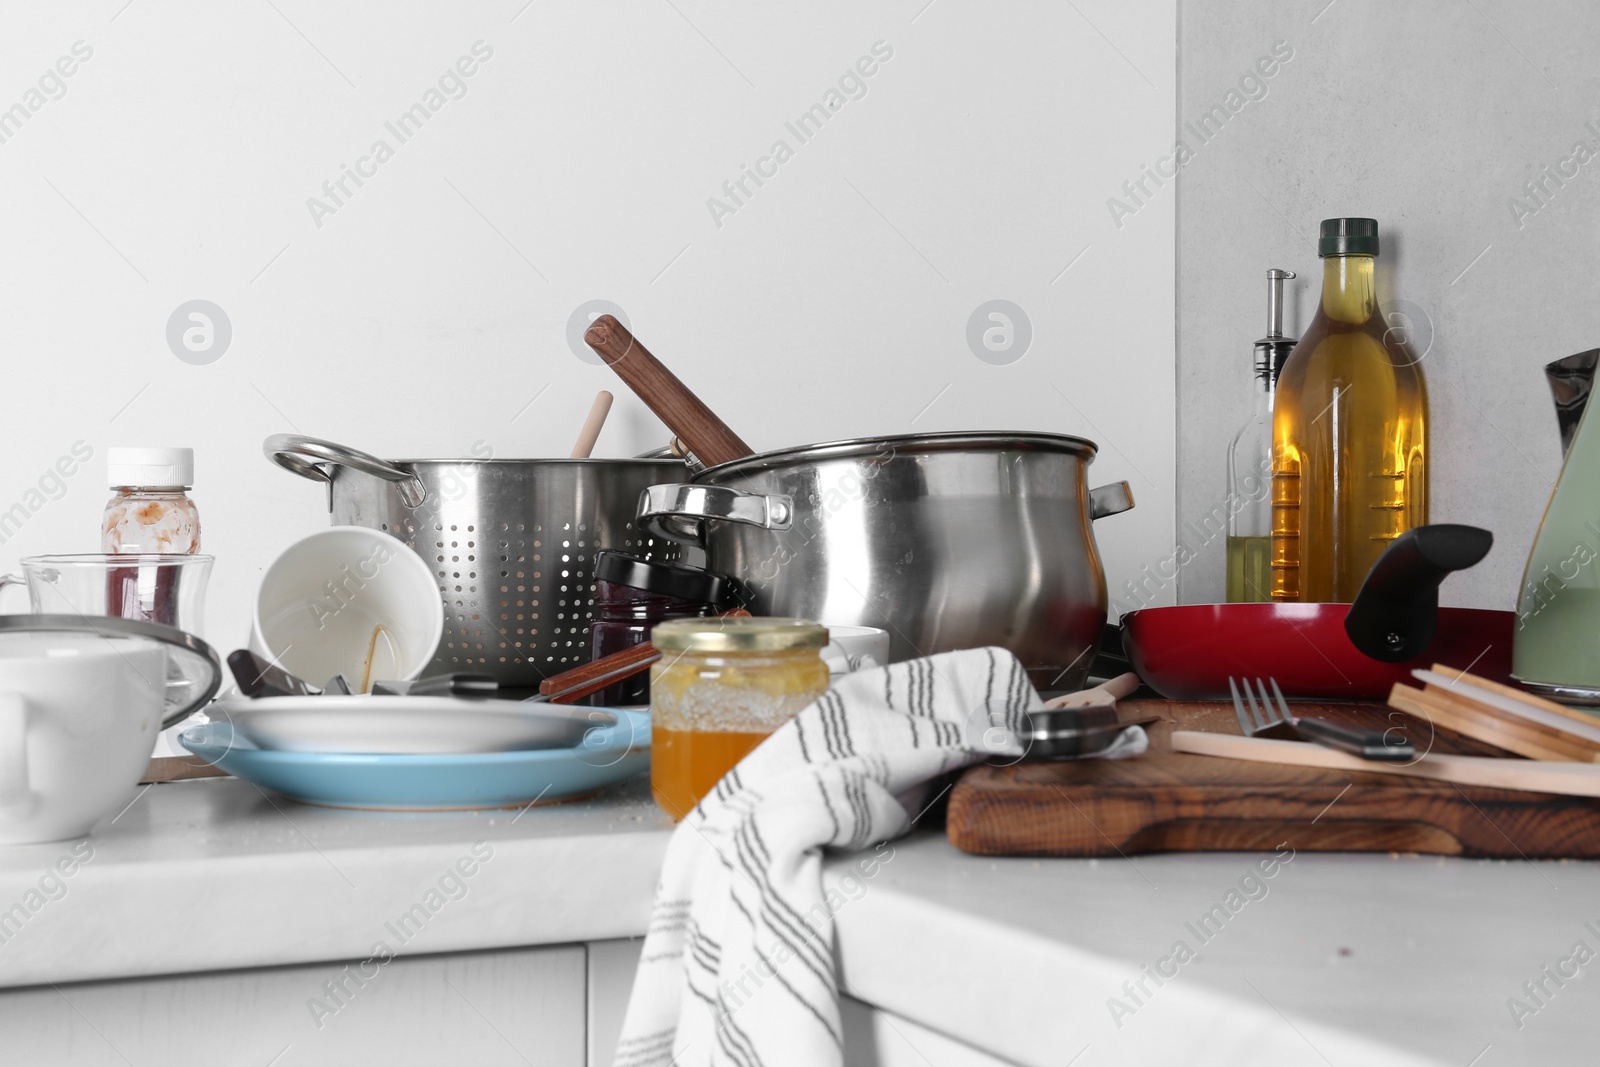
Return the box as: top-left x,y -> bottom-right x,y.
1270,219 -> 1427,602
1226,269 -> 1296,602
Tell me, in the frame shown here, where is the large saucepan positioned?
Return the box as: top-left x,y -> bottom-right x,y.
583,317 -> 1134,691
1121,524 -> 1517,700
265,434 -> 686,686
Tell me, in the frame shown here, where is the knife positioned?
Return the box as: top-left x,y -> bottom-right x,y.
370,673 -> 499,699
227,649 -> 320,699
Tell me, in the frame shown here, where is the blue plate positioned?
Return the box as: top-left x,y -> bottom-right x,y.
178,709 -> 651,811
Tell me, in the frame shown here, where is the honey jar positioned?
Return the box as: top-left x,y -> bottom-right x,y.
649,617 -> 830,819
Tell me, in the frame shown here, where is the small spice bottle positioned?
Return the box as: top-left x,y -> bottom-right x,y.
649,617 -> 829,819
101,447 -> 200,554
588,552 -> 729,705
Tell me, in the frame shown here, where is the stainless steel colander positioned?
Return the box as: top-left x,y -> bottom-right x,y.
265,435 -> 686,687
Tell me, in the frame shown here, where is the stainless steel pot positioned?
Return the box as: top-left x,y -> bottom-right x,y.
637,431 -> 1133,691
266,435 -> 686,687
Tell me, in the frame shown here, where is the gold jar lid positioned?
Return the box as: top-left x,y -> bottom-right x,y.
651,616 -> 828,653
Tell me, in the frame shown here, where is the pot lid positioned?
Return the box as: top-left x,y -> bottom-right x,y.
0,614 -> 222,727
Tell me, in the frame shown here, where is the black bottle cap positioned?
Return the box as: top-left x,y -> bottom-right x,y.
1318,218 -> 1379,257
594,551 -> 729,604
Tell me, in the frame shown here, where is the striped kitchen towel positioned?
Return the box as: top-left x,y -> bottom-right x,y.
611,646 -> 1043,1067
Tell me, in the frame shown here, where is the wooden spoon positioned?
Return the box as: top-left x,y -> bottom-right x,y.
583,315 -> 754,468
570,390 -> 614,458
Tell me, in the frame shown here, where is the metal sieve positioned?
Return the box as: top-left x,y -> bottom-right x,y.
265,435 -> 686,687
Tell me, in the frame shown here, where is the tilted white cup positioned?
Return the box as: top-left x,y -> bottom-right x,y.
0,632 -> 167,845
250,527 -> 444,693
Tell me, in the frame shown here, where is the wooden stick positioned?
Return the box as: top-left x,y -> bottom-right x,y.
570,390 -> 614,458
1171,730 -> 1600,798
538,607 -> 752,704
582,315 -> 754,468
1427,662 -> 1600,729
1420,668 -> 1600,742
1390,685 -> 1600,763
1418,684 -> 1600,757
539,641 -> 661,704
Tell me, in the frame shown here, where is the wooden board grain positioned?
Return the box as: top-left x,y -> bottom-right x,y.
946,700 -> 1600,859
141,756 -> 229,784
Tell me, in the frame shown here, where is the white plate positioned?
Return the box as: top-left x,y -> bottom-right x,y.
213,694 -> 618,755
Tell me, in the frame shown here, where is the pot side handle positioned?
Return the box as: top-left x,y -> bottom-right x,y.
1089,481 -> 1135,520
637,484 -> 794,546
263,434 -> 427,510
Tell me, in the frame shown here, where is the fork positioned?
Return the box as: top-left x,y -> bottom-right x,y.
1229,677 -> 1415,762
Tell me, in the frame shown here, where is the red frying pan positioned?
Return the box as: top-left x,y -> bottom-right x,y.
1121,525 -> 1516,700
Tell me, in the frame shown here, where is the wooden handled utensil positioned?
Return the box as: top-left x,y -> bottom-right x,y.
570,390 -> 614,459
534,607 -> 752,705
1171,730 -> 1600,798
582,315 -> 754,468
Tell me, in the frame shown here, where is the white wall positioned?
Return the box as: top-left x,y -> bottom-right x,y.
1176,0 -> 1598,609
0,0 -> 1175,652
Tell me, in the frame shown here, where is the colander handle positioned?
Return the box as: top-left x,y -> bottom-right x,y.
263,434 -> 427,510
1089,481 -> 1135,520
637,484 -> 794,545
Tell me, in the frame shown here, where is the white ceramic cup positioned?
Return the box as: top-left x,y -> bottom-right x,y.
820,624 -> 891,675
251,527 -> 443,692
0,632 -> 167,845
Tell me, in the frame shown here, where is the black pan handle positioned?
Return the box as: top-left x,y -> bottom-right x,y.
1343,524 -> 1493,662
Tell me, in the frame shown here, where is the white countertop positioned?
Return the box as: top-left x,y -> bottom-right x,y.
5,774 -> 1598,1067
829,836 -> 1600,1067
0,774 -> 673,990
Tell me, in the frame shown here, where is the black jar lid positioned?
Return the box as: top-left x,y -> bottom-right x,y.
594,551 -> 729,604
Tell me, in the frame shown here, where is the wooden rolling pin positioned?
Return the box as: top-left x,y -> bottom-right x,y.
582,315 -> 754,468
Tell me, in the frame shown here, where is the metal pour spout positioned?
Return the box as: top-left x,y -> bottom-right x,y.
1546,349 -> 1599,458
1264,268 -> 1294,341
1255,269 -> 1297,384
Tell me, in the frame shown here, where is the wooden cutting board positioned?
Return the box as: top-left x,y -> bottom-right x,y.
947,700 -> 1600,859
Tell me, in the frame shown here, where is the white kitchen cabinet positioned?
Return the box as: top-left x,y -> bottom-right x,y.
0,945 -> 586,1067
840,1000 -> 1017,1067
587,936 -> 645,1067
0,938 -> 1005,1067
584,937 -> 1013,1067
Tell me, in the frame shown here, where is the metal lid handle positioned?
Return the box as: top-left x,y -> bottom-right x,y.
637,483 -> 794,545
263,434 -> 427,509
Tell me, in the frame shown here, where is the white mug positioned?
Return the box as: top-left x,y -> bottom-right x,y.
820,625 -> 891,675
0,632 -> 167,845
251,527 -> 444,692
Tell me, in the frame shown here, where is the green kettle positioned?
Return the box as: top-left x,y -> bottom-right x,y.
1514,349 -> 1600,702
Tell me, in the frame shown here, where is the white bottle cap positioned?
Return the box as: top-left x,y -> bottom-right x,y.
107,447 -> 194,489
